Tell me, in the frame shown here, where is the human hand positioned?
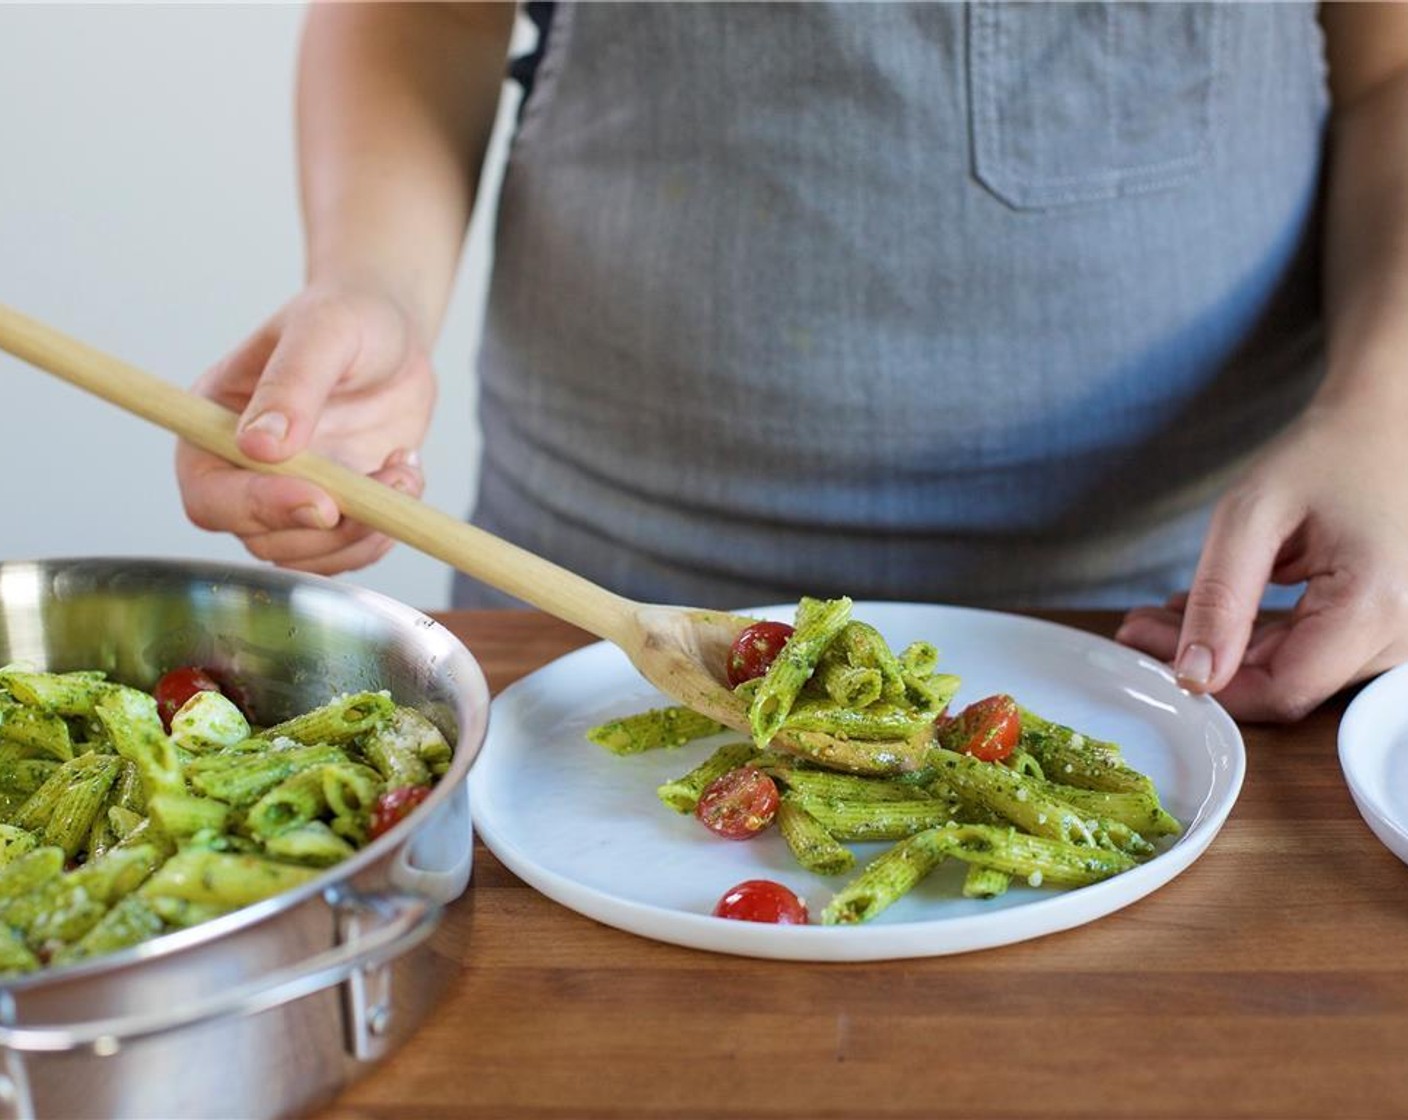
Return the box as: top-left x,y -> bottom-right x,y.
1113,402 -> 1408,721
176,286 -> 435,575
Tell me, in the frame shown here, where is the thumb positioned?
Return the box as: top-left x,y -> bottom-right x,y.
1175,496 -> 1286,695
373,446 -> 426,499
236,302 -> 361,463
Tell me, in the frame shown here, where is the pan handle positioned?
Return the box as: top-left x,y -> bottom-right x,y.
0,889 -> 439,1055
391,779 -> 474,905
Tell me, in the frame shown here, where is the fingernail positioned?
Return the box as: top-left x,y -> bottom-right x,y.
293,503 -> 332,530
1176,642 -> 1213,688
241,410 -> 289,442
387,446 -> 422,470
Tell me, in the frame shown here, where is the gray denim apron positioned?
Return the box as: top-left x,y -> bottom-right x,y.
455,1 -> 1329,611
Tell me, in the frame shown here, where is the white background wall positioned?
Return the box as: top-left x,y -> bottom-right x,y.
0,4 -> 516,611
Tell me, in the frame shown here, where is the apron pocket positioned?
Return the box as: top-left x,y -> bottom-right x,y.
968,1 -> 1221,211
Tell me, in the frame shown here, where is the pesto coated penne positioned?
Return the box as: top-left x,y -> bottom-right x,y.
145,895 -> 235,930
0,824 -> 37,866
0,667 -> 111,716
13,754 -> 122,857
820,827 -> 955,925
148,791 -> 232,838
96,687 -> 184,799
321,762 -> 383,831
1017,708 -> 1156,796
40,754 -> 122,858
247,760 -> 382,841
898,640 -> 939,678
814,655 -> 883,709
1040,782 -> 1182,839
748,596 -> 852,747
53,895 -> 164,965
85,803 -> 117,862
939,823 -> 1137,886
901,672 -> 961,714
0,758 -> 60,801
189,742 -> 348,807
411,714 -> 454,777
263,821 -> 357,866
799,796 -> 959,842
0,922 -> 38,974
0,845 -> 63,903
255,690 -> 396,746
926,747 -> 1103,848
588,705 -> 727,756
108,758 -> 147,815
779,698 -> 936,742
5,876 -> 104,945
828,620 -> 908,701
18,845 -> 159,947
777,796 -> 855,876
139,849 -> 322,909
246,766 -> 330,837
0,698 -> 74,760
1006,750 -> 1046,780
107,805 -> 145,841
777,724 -> 935,776
656,741 -> 761,813
962,864 -> 1010,899
761,759 -> 934,804
362,707 -> 437,784
822,823 -> 1137,925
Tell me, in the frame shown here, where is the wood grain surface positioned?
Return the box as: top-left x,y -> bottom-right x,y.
319,610 -> 1406,1120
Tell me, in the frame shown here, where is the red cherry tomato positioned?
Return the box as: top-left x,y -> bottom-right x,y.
942,694 -> 1021,762
369,785 -> 433,840
694,766 -> 780,839
712,879 -> 809,924
153,666 -> 224,731
725,621 -> 796,688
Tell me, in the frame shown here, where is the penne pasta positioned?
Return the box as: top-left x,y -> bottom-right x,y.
656,742 -> 761,814
0,667 -> 449,971
254,691 -> 396,746
588,705 -> 726,756
591,597 -> 1182,927
748,596 -> 853,748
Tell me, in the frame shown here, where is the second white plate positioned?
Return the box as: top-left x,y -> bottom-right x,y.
469,602 -> 1244,961
1339,661 -> 1408,867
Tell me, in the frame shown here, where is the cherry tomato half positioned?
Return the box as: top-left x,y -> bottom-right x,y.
725,621 -> 796,688
369,785 -> 433,840
941,694 -> 1021,762
153,666 -> 224,731
694,766 -> 780,839
712,879 -> 809,924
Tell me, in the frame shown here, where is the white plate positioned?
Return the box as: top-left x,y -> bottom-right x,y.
469,602 -> 1244,960
1339,661 -> 1408,865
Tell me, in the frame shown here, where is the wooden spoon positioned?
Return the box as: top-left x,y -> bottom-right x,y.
0,303 -> 926,773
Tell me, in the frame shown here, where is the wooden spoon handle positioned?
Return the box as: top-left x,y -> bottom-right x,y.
0,302 -> 636,642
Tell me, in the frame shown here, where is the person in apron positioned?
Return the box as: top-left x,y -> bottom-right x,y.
175,2 -> 1408,722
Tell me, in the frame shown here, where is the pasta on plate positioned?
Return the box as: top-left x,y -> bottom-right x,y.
588,596 -> 1181,925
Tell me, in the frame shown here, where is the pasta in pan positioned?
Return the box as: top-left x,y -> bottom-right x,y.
0,664 -> 449,973
588,596 -> 1181,926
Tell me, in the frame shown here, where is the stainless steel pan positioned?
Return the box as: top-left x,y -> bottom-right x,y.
0,557 -> 489,1120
